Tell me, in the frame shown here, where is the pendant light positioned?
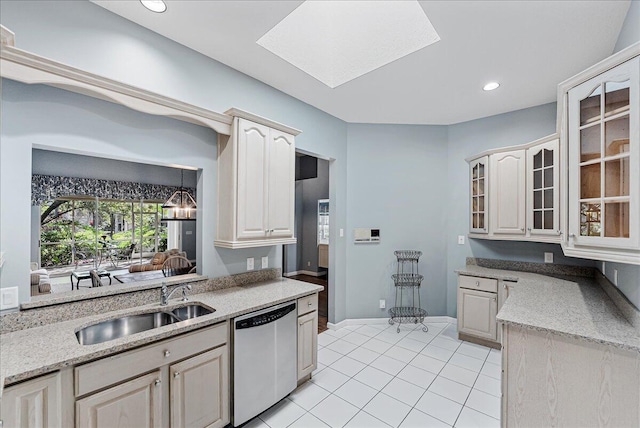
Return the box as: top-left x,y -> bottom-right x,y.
162,169 -> 196,221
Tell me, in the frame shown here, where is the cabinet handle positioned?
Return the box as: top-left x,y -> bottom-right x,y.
174,372 -> 180,378
154,379 -> 161,386
164,350 -> 171,358
475,281 -> 480,287
308,302 -> 312,306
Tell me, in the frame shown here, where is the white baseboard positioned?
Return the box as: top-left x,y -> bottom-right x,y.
283,270 -> 327,277
328,316 -> 457,330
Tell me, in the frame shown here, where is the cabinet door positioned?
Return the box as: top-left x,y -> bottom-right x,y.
568,57 -> 639,249
490,149 -> 526,234
236,118 -> 270,240
0,372 -> 62,428
267,129 -> 295,238
170,346 -> 229,428
457,288 -> 498,341
469,156 -> 489,233
527,139 -> 559,236
298,311 -> 318,380
76,371 -> 162,428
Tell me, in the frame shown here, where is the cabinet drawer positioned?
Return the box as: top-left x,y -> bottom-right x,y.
459,275 -> 498,293
298,294 -> 318,316
75,322 -> 227,397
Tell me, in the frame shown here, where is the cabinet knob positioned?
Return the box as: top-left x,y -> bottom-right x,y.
475,281 -> 480,287
527,227 -> 532,232
308,302 -> 312,306
174,372 -> 180,378
521,228 -> 525,232
164,350 -> 171,358
492,297 -> 497,302
154,379 -> 161,386
299,322 -> 303,326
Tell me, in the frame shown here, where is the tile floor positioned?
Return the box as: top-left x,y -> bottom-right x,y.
244,320 -> 501,428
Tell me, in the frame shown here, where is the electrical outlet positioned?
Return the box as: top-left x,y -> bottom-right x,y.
247,257 -> 254,271
613,269 -> 618,286
379,299 -> 386,309
307,261 -> 311,267
339,228 -> 344,237
262,256 -> 268,269
457,235 -> 465,245
0,287 -> 19,310
601,261 -> 606,274
544,252 -> 553,263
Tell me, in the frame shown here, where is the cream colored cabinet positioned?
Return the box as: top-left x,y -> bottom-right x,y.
468,135 -> 561,243
170,347 -> 229,428
76,370 -> 163,428
216,108 -> 300,249
561,52 -> 640,264
490,149 -> 526,235
527,137 -> 559,237
469,157 -> 489,233
297,294 -> 318,382
318,244 -> 329,269
0,371 -> 71,428
74,323 -> 229,428
458,287 -> 498,342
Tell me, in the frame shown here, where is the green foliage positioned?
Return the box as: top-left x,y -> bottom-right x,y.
40,199 -> 168,267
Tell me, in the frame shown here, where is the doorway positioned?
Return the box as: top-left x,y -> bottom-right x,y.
283,153 -> 330,333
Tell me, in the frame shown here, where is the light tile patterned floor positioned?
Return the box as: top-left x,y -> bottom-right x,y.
244,321 -> 501,428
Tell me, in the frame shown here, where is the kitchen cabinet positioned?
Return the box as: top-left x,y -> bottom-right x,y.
74,323 -> 229,428
457,274 -> 512,348
216,108 -> 300,249
76,370 -> 163,428
297,294 -> 318,382
467,135 -> 560,243
560,50 -> 640,264
469,156 -> 489,233
527,137 -> 559,237
0,371 -> 73,428
490,149 -> 526,235
170,347 -> 229,428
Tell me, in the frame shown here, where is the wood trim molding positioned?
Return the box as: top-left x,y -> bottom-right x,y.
213,237 -> 297,249
225,108 -> 302,136
464,133 -> 558,163
0,41 -> 232,135
1,25 -> 15,47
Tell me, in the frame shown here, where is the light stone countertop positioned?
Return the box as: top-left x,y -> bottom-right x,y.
0,278 -> 323,397
457,265 -> 640,352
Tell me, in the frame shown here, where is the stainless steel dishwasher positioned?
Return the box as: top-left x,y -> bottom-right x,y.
232,300 -> 297,426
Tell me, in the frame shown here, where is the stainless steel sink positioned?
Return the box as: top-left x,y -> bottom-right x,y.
76,304 -> 215,345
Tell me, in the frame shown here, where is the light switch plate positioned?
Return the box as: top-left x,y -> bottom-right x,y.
0,287 -> 19,310
262,256 -> 268,269
544,252 -> 553,263
339,228 -> 344,237
379,299 -> 386,309
247,258 -> 254,271
457,235 -> 465,245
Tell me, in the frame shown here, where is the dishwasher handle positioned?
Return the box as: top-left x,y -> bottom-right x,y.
235,303 -> 296,330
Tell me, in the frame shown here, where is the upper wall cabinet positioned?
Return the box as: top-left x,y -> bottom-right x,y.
560,48 -> 640,264
468,135 -> 560,243
215,109 -> 299,249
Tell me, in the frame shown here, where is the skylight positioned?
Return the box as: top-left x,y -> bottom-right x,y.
257,1 -> 440,88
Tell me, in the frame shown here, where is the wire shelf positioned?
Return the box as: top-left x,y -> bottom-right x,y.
388,307 -> 428,332
391,273 -> 423,287
394,250 -> 422,262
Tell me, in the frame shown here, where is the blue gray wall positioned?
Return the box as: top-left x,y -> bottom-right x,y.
345,124 -> 449,319
300,159 -> 330,274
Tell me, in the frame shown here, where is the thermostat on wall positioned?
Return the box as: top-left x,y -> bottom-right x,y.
354,228 -> 380,243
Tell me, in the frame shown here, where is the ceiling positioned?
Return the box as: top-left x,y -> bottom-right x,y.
92,1 -> 630,125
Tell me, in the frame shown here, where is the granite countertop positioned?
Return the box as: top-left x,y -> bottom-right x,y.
0,278 -> 323,396
456,265 -> 640,352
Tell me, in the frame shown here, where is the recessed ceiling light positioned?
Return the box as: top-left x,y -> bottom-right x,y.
140,0 -> 167,13
257,1 -> 440,88
483,82 -> 500,91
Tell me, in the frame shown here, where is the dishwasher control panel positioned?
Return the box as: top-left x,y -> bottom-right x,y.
235,303 -> 296,329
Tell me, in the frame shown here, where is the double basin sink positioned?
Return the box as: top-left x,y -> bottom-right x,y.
76,304 -> 214,345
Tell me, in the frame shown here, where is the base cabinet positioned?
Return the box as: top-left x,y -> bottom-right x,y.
170,347 -> 229,428
297,294 -> 319,381
0,371 -> 69,428
458,287 -> 498,341
76,371 -> 163,428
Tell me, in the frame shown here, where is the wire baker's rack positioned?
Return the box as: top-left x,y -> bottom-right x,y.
388,250 -> 428,333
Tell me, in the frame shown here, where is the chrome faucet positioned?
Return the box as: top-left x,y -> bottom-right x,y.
160,282 -> 192,306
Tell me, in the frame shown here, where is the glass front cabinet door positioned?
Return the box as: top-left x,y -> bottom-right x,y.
567,56 -> 639,256
470,156 -> 489,234
527,137 -> 559,237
